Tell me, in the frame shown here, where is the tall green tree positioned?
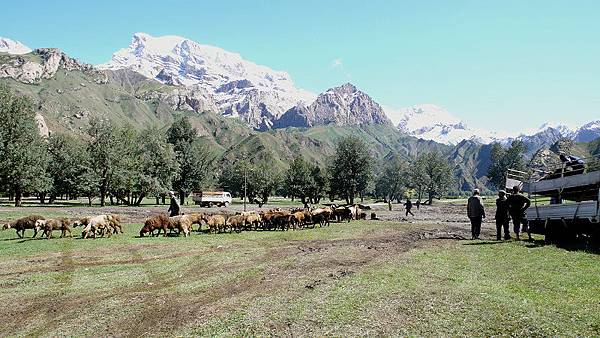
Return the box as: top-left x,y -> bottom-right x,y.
328,136 -> 373,204
132,127 -> 179,206
0,85 -> 51,206
411,151 -> 454,204
218,157 -> 282,207
167,117 -> 214,204
375,156 -> 409,202
487,140 -> 527,189
47,133 -> 90,203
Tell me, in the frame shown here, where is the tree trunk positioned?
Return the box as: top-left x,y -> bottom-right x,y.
88,195 -> 93,207
14,188 -> 22,207
428,191 -> 434,205
49,193 -> 56,204
135,193 -> 146,207
39,193 -> 46,204
179,191 -> 185,205
155,196 -> 160,205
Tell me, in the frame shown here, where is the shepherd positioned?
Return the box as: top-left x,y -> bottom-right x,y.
168,191 -> 180,217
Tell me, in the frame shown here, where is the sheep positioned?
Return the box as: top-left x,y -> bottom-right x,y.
333,207 -> 352,223
140,214 -> 170,237
2,215 -> 45,238
202,214 -> 226,233
243,213 -> 262,230
226,215 -> 247,233
311,207 -> 332,227
168,214 -> 198,237
36,218 -> 72,239
75,215 -> 116,239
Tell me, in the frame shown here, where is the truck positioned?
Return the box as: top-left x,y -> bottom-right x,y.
192,191 -> 232,207
506,156 -> 600,247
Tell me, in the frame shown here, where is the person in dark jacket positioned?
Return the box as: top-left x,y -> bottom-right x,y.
415,200 -> 421,210
506,186 -> 531,240
467,189 -> 485,239
495,190 -> 511,240
167,191 -> 180,217
404,199 -> 414,216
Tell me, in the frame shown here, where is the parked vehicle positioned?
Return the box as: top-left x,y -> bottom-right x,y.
192,191 -> 232,207
506,157 -> 600,247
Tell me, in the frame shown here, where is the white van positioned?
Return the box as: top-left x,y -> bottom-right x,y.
192,191 -> 232,207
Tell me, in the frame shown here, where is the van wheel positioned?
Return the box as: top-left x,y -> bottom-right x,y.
224,202 -> 229,207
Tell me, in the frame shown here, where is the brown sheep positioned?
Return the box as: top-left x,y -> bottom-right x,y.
3,215 -> 45,238
311,207 -> 332,227
333,207 -> 352,223
75,215 -> 115,239
226,215 -> 246,233
202,214 -> 226,233
244,213 -> 262,230
36,218 -> 72,239
140,214 -> 170,237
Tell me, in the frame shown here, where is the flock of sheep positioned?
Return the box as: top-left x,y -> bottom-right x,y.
2,204 -> 371,240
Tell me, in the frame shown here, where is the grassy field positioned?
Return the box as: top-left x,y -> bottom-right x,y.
0,208 -> 599,336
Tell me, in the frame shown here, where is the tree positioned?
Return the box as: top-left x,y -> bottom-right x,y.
167,117 -> 214,204
47,133 -> 91,203
218,156 -> 282,207
0,85 -> 51,206
375,156 -> 409,203
411,151 -> 454,204
328,136 -> 372,204
487,141 -> 527,189
132,127 -> 179,206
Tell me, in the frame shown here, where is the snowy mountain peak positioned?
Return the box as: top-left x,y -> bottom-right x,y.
99,33 -> 315,128
388,104 -> 511,145
0,37 -> 32,55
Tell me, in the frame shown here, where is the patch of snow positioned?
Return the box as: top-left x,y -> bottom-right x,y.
0,37 -> 32,55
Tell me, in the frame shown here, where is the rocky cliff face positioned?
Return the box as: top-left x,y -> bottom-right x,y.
0,48 -> 108,84
271,83 -> 391,129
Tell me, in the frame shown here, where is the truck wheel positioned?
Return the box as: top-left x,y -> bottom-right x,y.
224,202 -> 229,208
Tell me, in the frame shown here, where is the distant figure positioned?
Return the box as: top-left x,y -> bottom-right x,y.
168,191 -> 180,217
415,200 -> 421,210
506,186 -> 531,241
560,154 -> 585,176
404,199 -> 414,216
467,189 -> 485,239
495,190 -> 511,240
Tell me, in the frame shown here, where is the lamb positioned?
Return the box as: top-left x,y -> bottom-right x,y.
167,214 -> 198,237
226,214 -> 246,233
2,215 -> 45,238
36,218 -> 72,239
140,214 -> 170,237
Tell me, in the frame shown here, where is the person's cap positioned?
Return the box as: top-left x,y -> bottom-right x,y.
168,191 -> 175,196
498,190 -> 506,195
473,188 -> 480,195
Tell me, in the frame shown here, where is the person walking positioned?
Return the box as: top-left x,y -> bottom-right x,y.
404,199 -> 414,216
506,186 -> 531,240
467,189 -> 485,239
415,200 -> 421,210
495,190 -> 511,240
167,191 -> 180,217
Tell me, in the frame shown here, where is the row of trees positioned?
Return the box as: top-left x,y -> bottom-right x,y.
0,85 -> 459,207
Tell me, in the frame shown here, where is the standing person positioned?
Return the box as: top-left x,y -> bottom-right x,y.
415,200 -> 421,210
404,199 -> 414,216
467,189 -> 485,239
495,190 -> 511,240
507,186 -> 531,241
167,191 -> 180,217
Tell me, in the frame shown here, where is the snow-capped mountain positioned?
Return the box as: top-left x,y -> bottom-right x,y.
390,104 -> 509,145
272,83 -> 391,129
573,120 -> 600,142
99,33 -> 315,128
0,37 -> 32,55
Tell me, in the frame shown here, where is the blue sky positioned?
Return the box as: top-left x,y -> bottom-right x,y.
2,0 -> 599,132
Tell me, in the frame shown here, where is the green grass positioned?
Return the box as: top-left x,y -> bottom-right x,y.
0,214 -> 598,336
